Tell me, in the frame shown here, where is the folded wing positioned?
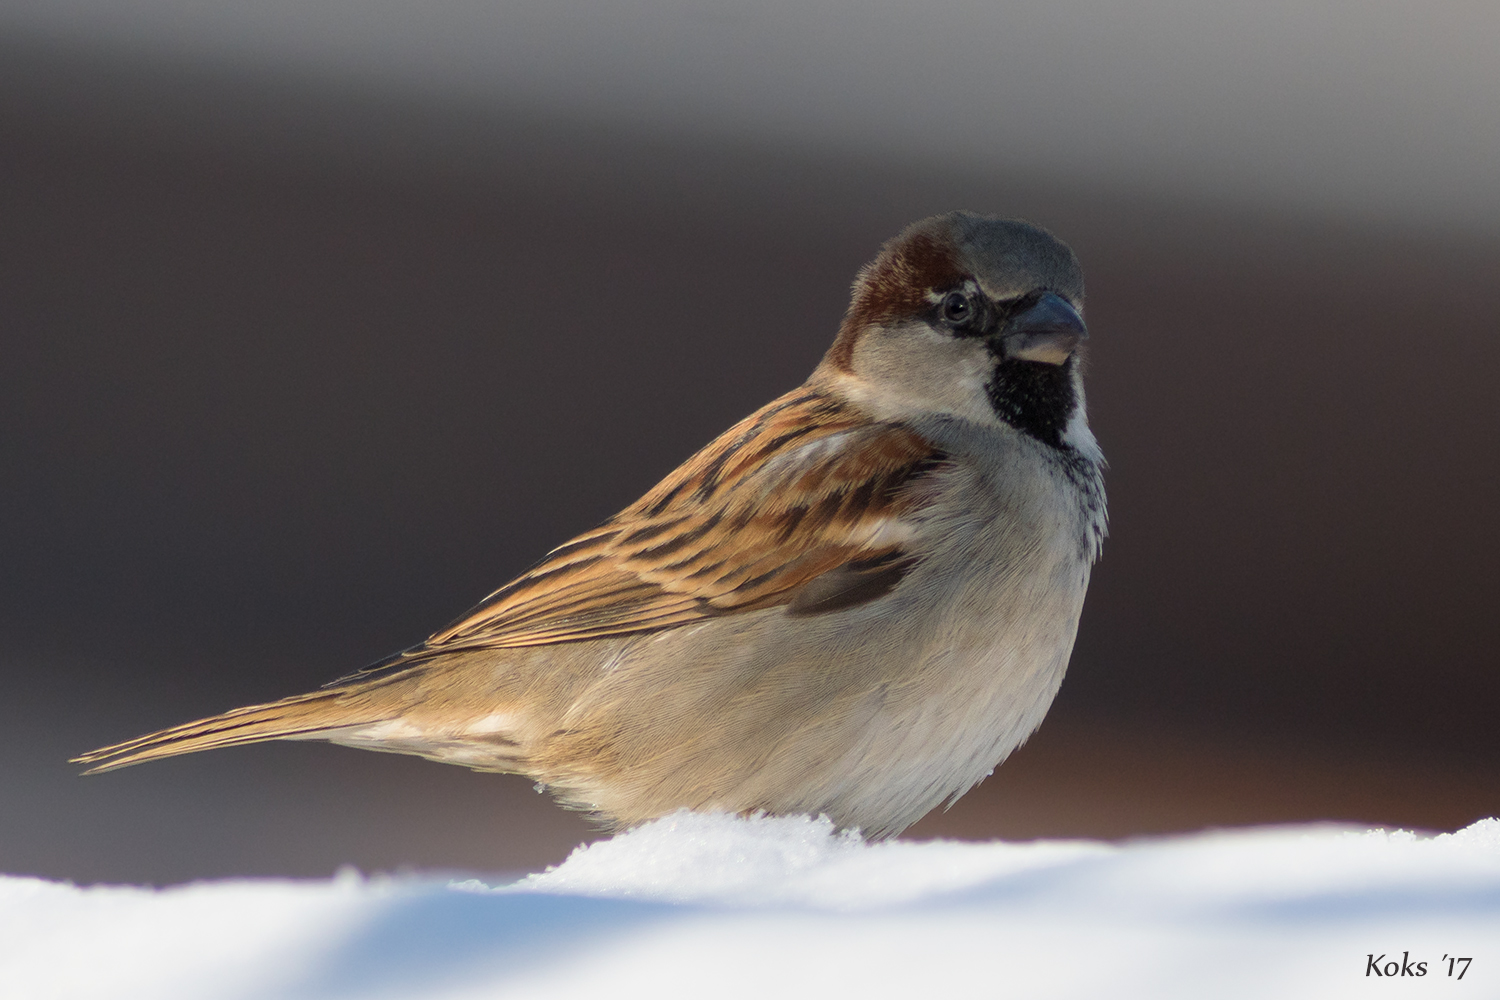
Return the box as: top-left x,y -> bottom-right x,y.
395,388 -> 949,659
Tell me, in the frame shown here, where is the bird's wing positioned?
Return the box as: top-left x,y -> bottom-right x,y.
403,388 -> 949,659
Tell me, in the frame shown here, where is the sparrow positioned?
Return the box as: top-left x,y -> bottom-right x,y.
75,211 -> 1106,839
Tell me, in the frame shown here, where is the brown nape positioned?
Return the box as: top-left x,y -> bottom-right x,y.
824,227 -> 965,371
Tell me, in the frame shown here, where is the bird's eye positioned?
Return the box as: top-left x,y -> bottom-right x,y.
941,291 -> 973,326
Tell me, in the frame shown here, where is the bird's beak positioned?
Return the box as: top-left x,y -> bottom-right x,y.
998,292 -> 1088,365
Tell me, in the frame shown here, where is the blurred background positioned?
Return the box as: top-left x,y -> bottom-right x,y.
2,1 -> 1497,886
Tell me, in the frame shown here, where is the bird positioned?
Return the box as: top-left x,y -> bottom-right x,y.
74,211 -> 1107,839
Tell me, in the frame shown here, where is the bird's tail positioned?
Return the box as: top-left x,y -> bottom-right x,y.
70,683 -> 401,774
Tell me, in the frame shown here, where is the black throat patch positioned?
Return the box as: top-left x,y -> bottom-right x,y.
985,355 -> 1079,450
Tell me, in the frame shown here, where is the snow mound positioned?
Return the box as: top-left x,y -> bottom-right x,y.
4,814 -> 1498,1000
508,810 -> 1109,907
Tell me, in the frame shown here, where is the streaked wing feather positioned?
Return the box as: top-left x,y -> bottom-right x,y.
407,389 -> 947,657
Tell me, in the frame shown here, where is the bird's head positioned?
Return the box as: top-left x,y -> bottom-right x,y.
820,211 -> 1091,453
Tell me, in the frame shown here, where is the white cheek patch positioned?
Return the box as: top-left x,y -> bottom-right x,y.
838,330 -> 1001,428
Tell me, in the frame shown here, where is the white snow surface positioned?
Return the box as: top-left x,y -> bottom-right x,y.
5,812 -> 1498,999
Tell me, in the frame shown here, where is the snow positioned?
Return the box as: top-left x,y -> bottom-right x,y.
4,813 -> 1497,1000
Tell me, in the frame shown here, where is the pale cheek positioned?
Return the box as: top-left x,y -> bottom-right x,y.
845,328 -> 997,425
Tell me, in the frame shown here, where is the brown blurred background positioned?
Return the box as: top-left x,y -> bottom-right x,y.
1,6 -> 1497,885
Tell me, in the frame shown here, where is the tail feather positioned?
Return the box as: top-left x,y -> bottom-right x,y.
71,688 -> 397,774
